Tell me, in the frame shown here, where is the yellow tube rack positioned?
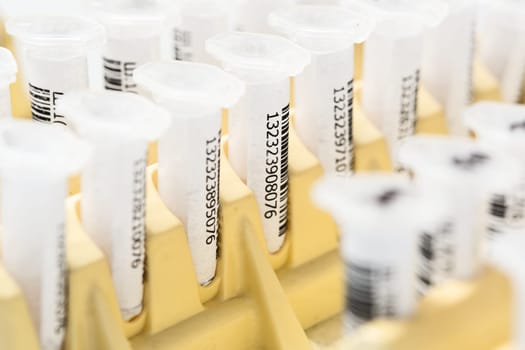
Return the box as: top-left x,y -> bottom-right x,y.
0,31 -> 513,349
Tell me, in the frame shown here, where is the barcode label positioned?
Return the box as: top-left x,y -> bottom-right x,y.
487,188 -> 525,237
332,79 -> 354,174
174,28 -> 192,61
29,83 -> 66,125
417,222 -> 454,295
279,104 -> 289,236
346,261 -> 394,326
103,58 -> 138,93
398,69 -> 420,141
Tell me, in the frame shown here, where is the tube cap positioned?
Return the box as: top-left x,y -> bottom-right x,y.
6,15 -> 105,54
56,90 -> 171,142
206,31 -> 310,79
398,135 -> 522,193
0,48 -> 17,84
134,60 -> 245,112
0,119 -> 91,177
269,5 -> 375,51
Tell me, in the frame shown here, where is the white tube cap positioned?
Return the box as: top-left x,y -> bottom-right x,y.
0,48 -> 17,84
92,1 -> 166,39
134,60 -> 245,112
343,0 -> 448,27
206,31 -> 311,80
6,15 -> 105,57
56,90 -> 172,142
268,5 -> 376,52
465,102 -> 525,148
0,119 -> 91,177
398,135 -> 523,194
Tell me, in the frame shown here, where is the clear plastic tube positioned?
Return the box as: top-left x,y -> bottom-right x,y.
134,61 -> 244,285
343,0 -> 448,164
478,0 -> 525,103
0,120 -> 91,350
0,48 -> 17,119
57,91 -> 171,320
206,32 -> 310,253
6,15 -> 105,125
167,0 -> 231,64
422,0 -> 476,136
465,102 -> 525,235
94,2 -> 165,93
269,5 -> 375,175
234,0 -> 293,33
313,174 -> 435,329
398,135 -> 523,279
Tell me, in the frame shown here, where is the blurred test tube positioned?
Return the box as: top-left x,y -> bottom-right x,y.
465,102 -> 525,235
422,0 -> 477,136
6,15 -> 104,125
399,135 -> 523,280
134,61 -> 244,285
206,32 -> 310,253
0,120 -> 90,350
313,174 -> 431,329
0,47 -> 17,118
269,5 -> 375,175
57,91 -> 171,320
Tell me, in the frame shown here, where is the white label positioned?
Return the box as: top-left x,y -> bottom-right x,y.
103,58 -> 139,93
174,28 -> 193,61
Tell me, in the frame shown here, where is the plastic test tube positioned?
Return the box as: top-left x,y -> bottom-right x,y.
6,15 -> 104,125
134,61 -> 244,285
398,135 -> 523,280
206,32 -> 310,253
95,2 -> 165,93
168,0 -> 232,64
269,5 -> 375,175
489,233 -> 525,349
313,174 -> 429,328
421,0 -> 477,136
0,120 -> 90,350
465,102 -> 525,235
56,91 -> 170,320
344,0 -> 447,163
0,47 -> 17,119
478,0 -> 525,103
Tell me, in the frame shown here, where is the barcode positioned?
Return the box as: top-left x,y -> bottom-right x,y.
29,83 -> 66,125
490,194 -> 508,219
279,104 -> 290,236
346,261 -> 393,325
398,69 -> 420,140
418,232 -> 434,288
347,79 -> 354,171
103,57 -> 138,93
174,28 -> 192,61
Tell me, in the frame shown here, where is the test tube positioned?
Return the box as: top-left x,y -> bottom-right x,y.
478,0 -> 525,103
94,2 -> 165,93
57,91 -> 171,320
134,61 -> 244,285
313,174 -> 427,328
6,15 -> 104,125
0,120 -> 90,350
421,0 -> 477,136
234,0 -> 293,33
269,5 -> 375,175
206,32 -> 310,253
489,233 -> 525,349
465,102 -> 525,235
168,0 -> 232,64
343,0 -> 447,163
398,135 -> 522,280
0,47 -> 17,118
